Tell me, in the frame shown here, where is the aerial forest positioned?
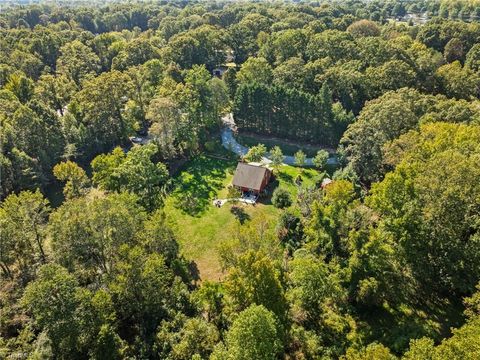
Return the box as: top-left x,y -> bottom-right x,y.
1,0 -> 480,359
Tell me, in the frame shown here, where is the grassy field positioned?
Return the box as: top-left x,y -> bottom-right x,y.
163,154 -> 321,280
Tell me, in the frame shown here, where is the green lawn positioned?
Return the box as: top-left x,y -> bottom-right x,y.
164,154 -> 321,280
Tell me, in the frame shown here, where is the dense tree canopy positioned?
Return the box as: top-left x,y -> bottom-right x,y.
2,1 -> 480,358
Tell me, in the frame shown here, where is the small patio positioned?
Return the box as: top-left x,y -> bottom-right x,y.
213,192 -> 259,208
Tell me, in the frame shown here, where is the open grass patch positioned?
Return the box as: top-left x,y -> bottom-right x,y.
164,155 -> 321,280
170,155 -> 236,216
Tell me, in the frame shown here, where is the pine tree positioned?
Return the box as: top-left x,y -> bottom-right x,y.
318,82 -> 334,143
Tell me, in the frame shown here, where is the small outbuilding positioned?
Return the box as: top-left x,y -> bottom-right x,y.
321,178 -> 333,189
232,162 -> 272,194
213,62 -> 236,77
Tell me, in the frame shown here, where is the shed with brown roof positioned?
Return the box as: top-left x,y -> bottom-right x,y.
232,162 -> 272,194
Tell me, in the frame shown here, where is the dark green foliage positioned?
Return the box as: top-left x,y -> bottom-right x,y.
233,82 -> 343,146
276,210 -> 304,252
271,187 -> 292,209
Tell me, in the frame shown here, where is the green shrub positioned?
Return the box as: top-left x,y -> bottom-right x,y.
271,188 -> 292,208
204,141 -> 218,153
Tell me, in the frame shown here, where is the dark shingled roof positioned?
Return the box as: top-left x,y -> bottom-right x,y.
232,163 -> 270,191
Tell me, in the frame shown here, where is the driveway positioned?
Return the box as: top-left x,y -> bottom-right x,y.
221,114 -> 337,166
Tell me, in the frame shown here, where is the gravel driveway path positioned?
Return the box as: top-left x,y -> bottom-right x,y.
221,114 -> 337,166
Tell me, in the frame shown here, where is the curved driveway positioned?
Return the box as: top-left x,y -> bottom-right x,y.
221,114 -> 337,166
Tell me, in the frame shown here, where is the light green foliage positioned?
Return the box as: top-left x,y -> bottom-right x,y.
56,40 -> 100,85
306,30 -> 356,62
147,96 -> 185,159
403,338 -> 435,360
343,87 -> 480,183
272,57 -> 307,89
270,146 -> 284,170
347,20 -> 381,37
91,144 -> 168,210
466,43 -> 480,72
366,60 -> 417,98
90,147 -> 126,190
111,38 -> 160,71
236,57 -> 273,85
0,190 -> 50,278
306,180 -> 356,257
224,305 -> 282,360
403,317 -> 480,360
171,65 -> 223,139
288,255 -> 346,322
224,250 -> 286,320
49,192 -> 146,277
294,150 -> 306,167
22,264 -> 121,358
464,282 -> 480,319
433,319 -> 480,359
4,3 -> 480,359
436,61 -> 480,100
5,72 -> 34,103
193,281 -> 225,327
341,88 -> 429,183
260,29 -> 308,65
22,264 -> 83,356
164,25 -> 225,69
91,324 -> 124,360
73,70 -> 134,156
53,160 -> 89,198
347,226 -> 406,307
137,209 -> 179,264
342,343 -> 396,360
369,122 -> 480,294
312,150 -> 329,170
109,246 -> 189,350
227,185 -> 241,201
34,74 -> 76,115
0,95 -> 64,194
170,318 -> 219,360
288,254 -> 354,356
244,143 -> 266,163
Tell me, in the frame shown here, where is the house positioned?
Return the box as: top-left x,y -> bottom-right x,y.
212,62 -> 236,77
232,162 -> 272,194
213,66 -> 227,77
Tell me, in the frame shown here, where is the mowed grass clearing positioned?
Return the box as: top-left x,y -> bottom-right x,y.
163,154 -> 321,280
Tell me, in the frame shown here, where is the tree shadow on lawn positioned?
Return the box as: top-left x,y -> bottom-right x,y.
302,170 -> 314,179
172,156 -> 235,216
230,205 -> 251,224
277,171 -> 293,184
